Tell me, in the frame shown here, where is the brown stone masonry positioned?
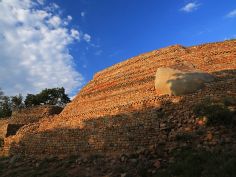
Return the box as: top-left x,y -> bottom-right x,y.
0,106 -> 63,142
2,40 -> 236,157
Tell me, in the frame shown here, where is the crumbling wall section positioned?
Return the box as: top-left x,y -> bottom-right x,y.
10,105 -> 63,124
0,119 -> 9,139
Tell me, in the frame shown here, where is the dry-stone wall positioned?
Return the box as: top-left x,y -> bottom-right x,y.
0,106 -> 63,141
0,119 -> 9,139
10,105 -> 63,125
2,40 -> 236,157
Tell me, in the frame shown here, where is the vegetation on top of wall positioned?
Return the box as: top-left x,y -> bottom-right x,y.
24,87 -> 70,107
0,89 -> 12,118
0,87 -> 70,118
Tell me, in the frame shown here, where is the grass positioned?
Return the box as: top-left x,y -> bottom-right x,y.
0,156 -> 69,177
193,97 -> 235,126
223,96 -> 236,107
155,148 -> 236,177
175,132 -> 195,142
1,147 -> 236,177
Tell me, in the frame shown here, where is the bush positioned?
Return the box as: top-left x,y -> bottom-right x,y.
223,96 -> 236,106
175,132 -> 195,142
193,98 -> 234,126
155,148 -> 236,177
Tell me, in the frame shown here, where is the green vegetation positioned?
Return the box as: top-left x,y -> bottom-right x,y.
0,95 -> 12,118
155,148 -> 236,177
223,96 -> 236,107
11,94 -> 24,110
0,156 -> 67,177
175,132 -> 195,142
0,87 -> 70,118
193,97 -> 235,126
1,147 -> 236,177
24,87 -> 70,107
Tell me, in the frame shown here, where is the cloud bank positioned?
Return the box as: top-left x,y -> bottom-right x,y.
0,0 -> 86,96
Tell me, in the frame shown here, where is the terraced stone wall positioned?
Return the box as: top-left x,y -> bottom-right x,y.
4,69 -> 236,157
2,40 -> 236,157
42,41 -> 236,130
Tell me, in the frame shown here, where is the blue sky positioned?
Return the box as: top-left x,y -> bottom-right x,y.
61,0 -> 236,95
0,0 -> 235,97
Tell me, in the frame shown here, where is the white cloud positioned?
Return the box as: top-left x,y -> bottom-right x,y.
226,9 -> 236,18
67,15 -> 72,21
37,0 -> 44,5
44,2 -> 59,12
83,34 -> 91,42
71,29 -> 80,40
83,33 -> 91,42
48,15 -> 61,27
180,2 -> 200,13
0,0 -> 86,96
63,15 -> 73,26
81,11 -> 85,17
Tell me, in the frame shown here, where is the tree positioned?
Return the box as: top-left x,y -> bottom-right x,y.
24,94 -> 40,107
0,88 -> 12,118
11,94 -> 24,111
25,87 -> 70,107
38,87 -> 70,106
0,96 -> 12,118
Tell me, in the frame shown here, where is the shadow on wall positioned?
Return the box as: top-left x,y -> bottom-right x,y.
7,69 -> 236,157
6,124 -> 25,137
10,106 -> 166,156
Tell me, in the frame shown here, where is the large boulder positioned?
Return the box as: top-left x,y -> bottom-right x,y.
154,67 -> 214,96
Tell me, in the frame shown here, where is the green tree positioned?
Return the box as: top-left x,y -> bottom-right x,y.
24,94 -> 40,107
38,87 -> 70,106
0,96 -> 12,118
25,87 -> 70,107
11,94 -> 24,111
0,88 -> 12,118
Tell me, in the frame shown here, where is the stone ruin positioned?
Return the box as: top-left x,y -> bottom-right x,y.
1,40 -> 236,157
0,106 -> 63,139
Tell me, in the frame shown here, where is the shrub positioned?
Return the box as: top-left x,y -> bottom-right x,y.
175,132 -> 195,142
223,96 -> 236,106
155,148 -> 236,177
193,98 -> 234,126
